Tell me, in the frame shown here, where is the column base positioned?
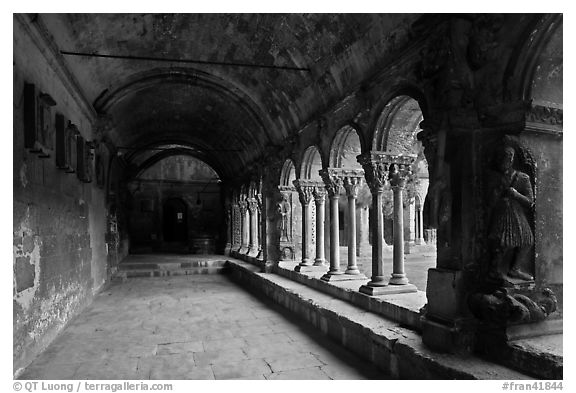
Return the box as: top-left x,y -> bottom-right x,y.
320,270 -> 344,281
388,274 -> 410,285
345,267 -> 362,275
224,243 -> 232,256
295,265 -> 328,273
322,272 -> 368,282
359,283 -> 417,296
313,258 -> 326,266
238,246 -> 249,254
248,247 -> 259,257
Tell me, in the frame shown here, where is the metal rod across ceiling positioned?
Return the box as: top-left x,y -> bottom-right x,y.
60,50 -> 311,72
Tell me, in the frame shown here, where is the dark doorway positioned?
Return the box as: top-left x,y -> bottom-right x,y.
163,198 -> 188,243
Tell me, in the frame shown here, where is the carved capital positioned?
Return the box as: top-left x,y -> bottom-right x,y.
526,104 -> 563,127
357,153 -> 389,193
292,179 -> 315,205
389,163 -> 414,189
319,168 -> 343,197
343,176 -> 363,199
313,186 -> 327,204
247,198 -> 258,213
238,200 -> 248,213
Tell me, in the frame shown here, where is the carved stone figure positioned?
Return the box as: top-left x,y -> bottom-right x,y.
469,288 -> 557,325
487,144 -> 534,284
277,193 -> 291,242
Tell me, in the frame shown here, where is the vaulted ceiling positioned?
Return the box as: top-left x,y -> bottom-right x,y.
38,13 -> 423,178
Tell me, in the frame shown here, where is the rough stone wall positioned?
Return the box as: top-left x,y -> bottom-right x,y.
13,19 -> 109,375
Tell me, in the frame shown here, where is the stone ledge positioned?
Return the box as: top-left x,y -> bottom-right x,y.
225,258 -> 531,380
274,261 -> 424,330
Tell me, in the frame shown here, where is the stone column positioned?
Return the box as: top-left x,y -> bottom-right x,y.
313,186 -> 327,266
357,153 -> 388,294
256,194 -> 264,260
357,206 -> 370,257
320,169 -> 344,281
293,180 -> 315,270
232,200 -> 242,253
247,198 -> 259,257
389,165 -> 411,285
238,199 -> 249,254
224,205 -> 232,256
415,204 -> 425,245
357,152 -> 417,295
343,174 -> 366,278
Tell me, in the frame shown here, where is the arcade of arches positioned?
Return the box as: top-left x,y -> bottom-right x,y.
13,14 -> 562,379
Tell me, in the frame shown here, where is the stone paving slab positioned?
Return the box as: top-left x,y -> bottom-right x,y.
18,268 -> 390,380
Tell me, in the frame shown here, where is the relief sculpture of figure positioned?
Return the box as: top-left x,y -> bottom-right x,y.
277,194 -> 291,242
488,145 -> 534,283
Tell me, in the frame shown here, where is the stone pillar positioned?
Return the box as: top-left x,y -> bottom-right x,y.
358,152 -> 417,295
232,200 -> 242,253
404,198 -> 416,254
313,186 -> 327,266
247,198 -> 259,257
238,199 -> 249,254
320,169 -> 344,281
224,205 -> 232,256
343,174 -> 366,279
293,180 -> 315,271
415,204 -> 425,245
389,165 -> 414,287
357,206 -> 370,257
256,194 -> 264,260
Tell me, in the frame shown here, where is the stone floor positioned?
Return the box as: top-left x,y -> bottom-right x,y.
18,273 -> 388,380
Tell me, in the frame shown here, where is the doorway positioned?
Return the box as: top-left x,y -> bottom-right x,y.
163,198 -> 188,243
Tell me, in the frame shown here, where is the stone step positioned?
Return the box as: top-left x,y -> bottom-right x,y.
477,324 -> 563,379
118,258 -> 228,278
226,257 -> 533,380
120,267 -> 226,278
120,260 -> 226,270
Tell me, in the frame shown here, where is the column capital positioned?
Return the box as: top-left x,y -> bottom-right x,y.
357,151 -> 416,192
292,179 -> 315,205
390,161 -> 415,189
343,172 -> 364,198
247,198 -> 259,213
238,199 -> 248,213
313,186 -> 327,203
357,152 -> 390,192
319,168 -> 343,197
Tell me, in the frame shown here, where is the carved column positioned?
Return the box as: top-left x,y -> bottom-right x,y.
357,153 -> 389,293
313,186 -> 327,266
343,172 -> 366,278
256,193 -> 264,260
293,180 -> 315,270
389,163 -> 416,287
320,169 -> 344,280
247,198 -> 259,257
238,199 -> 249,254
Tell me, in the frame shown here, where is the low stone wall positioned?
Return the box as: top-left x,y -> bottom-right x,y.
226,258 -> 530,380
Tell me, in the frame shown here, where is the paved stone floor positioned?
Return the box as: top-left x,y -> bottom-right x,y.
18,274 -> 388,380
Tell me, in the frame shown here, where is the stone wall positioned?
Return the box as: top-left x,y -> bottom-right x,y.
13,18 -> 110,374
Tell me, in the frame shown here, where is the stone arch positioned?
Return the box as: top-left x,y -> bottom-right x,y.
329,125 -> 363,169
366,83 -> 429,147
279,159 -> 297,187
372,95 -> 424,153
299,145 -> 323,180
504,14 -> 563,106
